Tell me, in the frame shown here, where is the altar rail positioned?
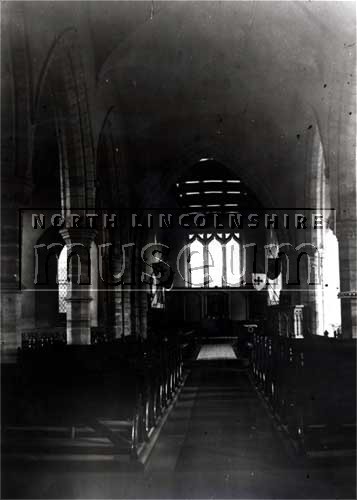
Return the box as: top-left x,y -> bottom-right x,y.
251,333 -> 356,456
2,336 -> 183,464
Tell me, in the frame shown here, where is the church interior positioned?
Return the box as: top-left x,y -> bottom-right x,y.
1,1 -> 356,498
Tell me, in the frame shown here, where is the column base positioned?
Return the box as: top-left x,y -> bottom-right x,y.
65,297 -> 93,345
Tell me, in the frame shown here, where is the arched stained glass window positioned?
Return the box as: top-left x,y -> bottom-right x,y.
188,233 -> 241,288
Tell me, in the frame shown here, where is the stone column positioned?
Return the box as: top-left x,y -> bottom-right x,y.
112,255 -> 124,339
133,246 -> 142,338
1,177 -> 32,362
337,222 -> 357,338
140,288 -> 149,339
296,224 -> 322,336
335,90 -> 356,339
1,198 -> 22,362
60,228 -> 96,345
110,233 -> 134,338
330,70 -> 356,339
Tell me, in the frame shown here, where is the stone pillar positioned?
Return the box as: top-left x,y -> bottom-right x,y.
335,90 -> 356,339
112,255 -> 124,339
110,233 -> 133,338
60,228 -> 96,345
140,290 -> 149,339
330,70 -> 356,339
1,207 -> 21,362
337,222 -> 357,338
123,289 -> 132,337
1,177 -> 32,362
133,246 -> 142,338
296,227 -> 322,336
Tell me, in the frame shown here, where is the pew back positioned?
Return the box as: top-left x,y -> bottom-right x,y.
251,333 -> 356,454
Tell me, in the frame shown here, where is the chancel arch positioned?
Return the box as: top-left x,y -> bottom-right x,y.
160,158 -> 272,328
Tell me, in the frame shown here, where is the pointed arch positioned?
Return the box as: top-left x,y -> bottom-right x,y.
34,28 -> 96,213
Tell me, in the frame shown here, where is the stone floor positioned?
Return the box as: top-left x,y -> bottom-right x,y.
2,349 -> 356,499
196,343 -> 237,360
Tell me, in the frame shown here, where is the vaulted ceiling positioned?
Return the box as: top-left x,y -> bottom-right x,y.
89,1 -> 356,207
10,1 -> 357,207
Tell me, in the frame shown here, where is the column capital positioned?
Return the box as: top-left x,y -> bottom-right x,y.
59,228 -> 97,246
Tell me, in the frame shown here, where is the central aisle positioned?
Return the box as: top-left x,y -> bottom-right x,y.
145,360 -> 354,499
5,359 -> 354,498
149,360 -> 289,477
196,343 -> 237,360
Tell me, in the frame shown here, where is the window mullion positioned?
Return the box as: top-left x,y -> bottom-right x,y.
222,243 -> 227,287
187,249 -> 191,288
203,241 -> 209,287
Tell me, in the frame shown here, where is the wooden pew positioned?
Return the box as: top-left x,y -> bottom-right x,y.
3,344 -> 146,461
251,333 -> 356,456
298,338 -> 356,455
2,336 -> 184,464
178,329 -> 198,362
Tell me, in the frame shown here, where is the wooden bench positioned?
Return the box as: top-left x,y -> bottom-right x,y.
251,333 -> 356,456
2,337 -> 184,464
178,329 -> 198,361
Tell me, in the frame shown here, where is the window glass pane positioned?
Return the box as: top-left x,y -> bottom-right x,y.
267,273 -> 282,305
190,239 -> 204,287
226,239 -> 240,286
58,246 -> 68,313
207,238 -> 223,287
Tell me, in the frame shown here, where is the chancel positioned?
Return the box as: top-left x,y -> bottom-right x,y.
1,1 -> 356,499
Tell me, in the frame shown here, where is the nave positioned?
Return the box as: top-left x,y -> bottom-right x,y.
1,2 -> 356,498
2,342 -> 356,499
